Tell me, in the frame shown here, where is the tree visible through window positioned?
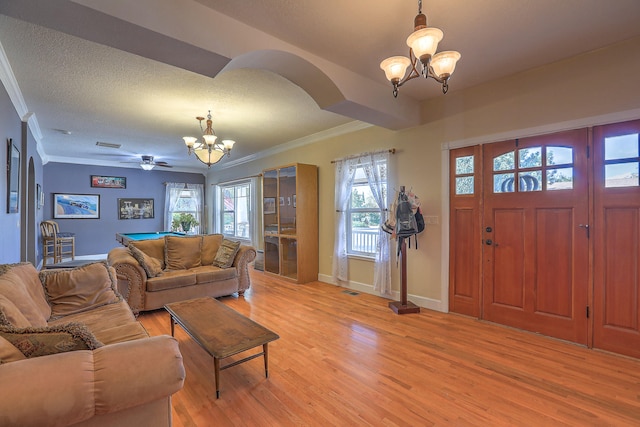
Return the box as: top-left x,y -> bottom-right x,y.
347,163 -> 386,256
221,182 -> 250,239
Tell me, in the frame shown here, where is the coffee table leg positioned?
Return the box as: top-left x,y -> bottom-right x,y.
263,343 -> 269,378
169,316 -> 175,337
214,357 -> 221,399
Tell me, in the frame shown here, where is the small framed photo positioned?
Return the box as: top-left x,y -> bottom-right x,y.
279,196 -> 285,206
36,184 -> 43,209
91,175 -> 126,189
53,194 -> 100,219
293,194 -> 296,208
264,197 -> 276,215
118,198 -> 154,220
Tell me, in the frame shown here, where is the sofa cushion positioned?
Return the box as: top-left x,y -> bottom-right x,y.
129,245 -> 163,278
146,271 -> 197,292
47,300 -> 146,345
5,263 -> 51,319
192,265 -> 238,284
0,294 -> 32,328
129,238 -> 166,270
0,265 -> 49,328
212,239 -> 241,268
39,261 -> 121,321
0,335 -> 26,363
165,236 -> 202,270
201,234 -> 224,265
0,322 -> 103,358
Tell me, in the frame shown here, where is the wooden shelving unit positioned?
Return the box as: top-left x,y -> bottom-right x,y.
262,163 -> 318,283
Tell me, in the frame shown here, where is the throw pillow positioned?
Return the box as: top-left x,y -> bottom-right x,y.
0,322 -> 103,359
201,234 -> 224,265
39,261 -> 121,321
165,235 -> 202,270
212,239 -> 241,268
129,245 -> 163,278
129,239 -> 166,269
0,335 -> 26,363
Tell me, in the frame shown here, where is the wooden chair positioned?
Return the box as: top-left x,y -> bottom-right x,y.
40,220 -> 75,265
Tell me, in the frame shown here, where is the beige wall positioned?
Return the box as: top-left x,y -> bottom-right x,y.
208,35 -> 640,311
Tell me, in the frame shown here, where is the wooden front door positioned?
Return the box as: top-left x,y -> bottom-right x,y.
481,129 -> 590,344
593,119 -> 640,358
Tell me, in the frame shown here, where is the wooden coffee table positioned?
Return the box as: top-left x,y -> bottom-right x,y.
164,297 -> 279,398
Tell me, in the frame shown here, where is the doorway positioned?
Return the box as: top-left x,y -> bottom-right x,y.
449,120 -> 640,358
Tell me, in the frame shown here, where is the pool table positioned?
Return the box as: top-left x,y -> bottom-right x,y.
116,231 -> 186,246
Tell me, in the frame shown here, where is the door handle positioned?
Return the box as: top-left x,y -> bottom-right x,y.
579,224 -> 590,238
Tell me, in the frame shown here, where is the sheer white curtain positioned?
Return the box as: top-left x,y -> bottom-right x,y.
164,183 -> 204,233
362,151 -> 391,295
332,158 -> 358,283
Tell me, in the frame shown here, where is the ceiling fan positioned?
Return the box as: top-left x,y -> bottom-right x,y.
137,155 -> 172,170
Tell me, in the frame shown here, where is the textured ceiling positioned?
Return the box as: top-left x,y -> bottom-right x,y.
1,0 -> 640,172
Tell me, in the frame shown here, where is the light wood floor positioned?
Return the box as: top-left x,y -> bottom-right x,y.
139,269 -> 640,427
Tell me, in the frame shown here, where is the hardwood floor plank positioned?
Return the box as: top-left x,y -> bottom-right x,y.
138,269 -> 640,426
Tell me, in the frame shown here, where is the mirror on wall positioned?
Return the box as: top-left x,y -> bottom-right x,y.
6,138 -> 20,213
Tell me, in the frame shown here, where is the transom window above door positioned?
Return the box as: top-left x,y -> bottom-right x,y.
492,145 -> 574,193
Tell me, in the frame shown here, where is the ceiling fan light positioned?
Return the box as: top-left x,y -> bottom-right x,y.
140,163 -> 155,171
406,27 -> 443,60
431,50 -> 461,78
380,56 -> 411,82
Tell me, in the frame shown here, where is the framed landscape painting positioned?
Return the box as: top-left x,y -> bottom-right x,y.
53,193 -> 100,219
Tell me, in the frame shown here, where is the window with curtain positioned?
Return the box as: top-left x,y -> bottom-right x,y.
333,151 -> 391,294
347,164 -> 386,256
221,182 -> 251,239
165,183 -> 203,234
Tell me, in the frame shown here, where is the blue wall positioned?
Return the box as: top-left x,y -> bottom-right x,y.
0,82 -> 43,264
43,163 -> 204,256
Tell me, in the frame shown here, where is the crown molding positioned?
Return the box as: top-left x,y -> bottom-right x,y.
217,120 -> 372,171
0,40 -> 45,159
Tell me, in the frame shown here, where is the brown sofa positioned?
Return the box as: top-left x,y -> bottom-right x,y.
107,234 -> 256,313
0,261 -> 185,427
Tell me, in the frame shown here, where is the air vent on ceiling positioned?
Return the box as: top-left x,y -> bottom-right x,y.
95,141 -> 122,149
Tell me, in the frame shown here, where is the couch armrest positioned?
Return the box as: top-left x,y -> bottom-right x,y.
233,245 -> 257,294
108,247 -> 147,314
0,335 -> 184,427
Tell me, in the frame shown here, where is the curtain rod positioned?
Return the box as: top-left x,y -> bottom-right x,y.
210,174 -> 262,186
331,148 -> 395,164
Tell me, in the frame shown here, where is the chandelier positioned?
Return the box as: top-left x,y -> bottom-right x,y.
182,111 -> 235,168
380,0 -> 461,97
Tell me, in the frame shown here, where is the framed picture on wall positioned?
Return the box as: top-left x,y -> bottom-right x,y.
91,175 -> 126,189
53,193 -> 100,219
6,138 -> 20,214
118,198 -> 154,220
36,184 -> 42,210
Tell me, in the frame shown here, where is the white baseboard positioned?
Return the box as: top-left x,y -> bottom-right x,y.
317,273 -> 446,313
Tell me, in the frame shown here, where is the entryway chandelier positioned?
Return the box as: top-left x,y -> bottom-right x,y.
183,111 -> 236,168
380,0 -> 461,97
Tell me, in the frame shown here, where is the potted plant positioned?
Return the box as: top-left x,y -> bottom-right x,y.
171,213 -> 199,233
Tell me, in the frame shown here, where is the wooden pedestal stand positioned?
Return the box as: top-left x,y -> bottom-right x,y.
388,237 -> 420,314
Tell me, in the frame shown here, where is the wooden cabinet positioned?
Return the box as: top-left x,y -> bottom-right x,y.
263,163 -> 318,283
